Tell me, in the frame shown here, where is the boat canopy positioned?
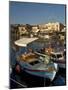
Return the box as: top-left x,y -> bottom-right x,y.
14,37 -> 38,47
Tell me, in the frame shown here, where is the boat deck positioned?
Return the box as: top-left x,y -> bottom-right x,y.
17,53 -> 39,63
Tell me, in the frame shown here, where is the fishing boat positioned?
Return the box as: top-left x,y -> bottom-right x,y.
50,51 -> 66,69
37,46 -> 66,69
14,37 -> 58,81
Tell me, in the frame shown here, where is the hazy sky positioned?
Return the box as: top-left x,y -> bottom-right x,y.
9,1 -> 66,25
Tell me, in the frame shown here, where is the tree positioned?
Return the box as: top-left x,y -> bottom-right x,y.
26,24 -> 32,32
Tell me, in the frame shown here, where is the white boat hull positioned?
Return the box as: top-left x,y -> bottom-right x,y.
18,61 -> 58,81
58,63 -> 66,69
24,66 -> 57,81
52,60 -> 66,69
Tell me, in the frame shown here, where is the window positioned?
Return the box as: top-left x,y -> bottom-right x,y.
51,54 -> 56,58
57,54 -> 62,58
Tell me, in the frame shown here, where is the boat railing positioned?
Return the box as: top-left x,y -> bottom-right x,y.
34,51 -> 51,64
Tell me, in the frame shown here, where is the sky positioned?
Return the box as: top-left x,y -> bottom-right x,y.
9,1 -> 66,25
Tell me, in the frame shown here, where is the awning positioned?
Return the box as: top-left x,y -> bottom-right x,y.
14,37 -> 38,47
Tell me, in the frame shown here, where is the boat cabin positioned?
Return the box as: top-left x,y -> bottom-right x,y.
50,52 -> 64,61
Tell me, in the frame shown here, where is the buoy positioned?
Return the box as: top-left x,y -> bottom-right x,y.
15,64 -> 21,73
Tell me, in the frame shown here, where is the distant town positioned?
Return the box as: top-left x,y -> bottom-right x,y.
10,22 -> 66,47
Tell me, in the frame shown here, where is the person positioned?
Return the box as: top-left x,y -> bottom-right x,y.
46,45 -> 53,55
40,48 -> 45,53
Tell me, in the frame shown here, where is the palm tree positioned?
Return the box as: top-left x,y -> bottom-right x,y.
25,24 -> 32,37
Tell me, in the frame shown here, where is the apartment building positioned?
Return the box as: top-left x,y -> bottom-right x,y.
31,25 -> 39,35
38,22 -> 64,33
18,25 -> 28,36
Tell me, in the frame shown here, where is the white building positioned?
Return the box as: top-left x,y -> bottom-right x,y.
18,26 -> 27,35
31,26 -> 39,35
39,22 -> 64,32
